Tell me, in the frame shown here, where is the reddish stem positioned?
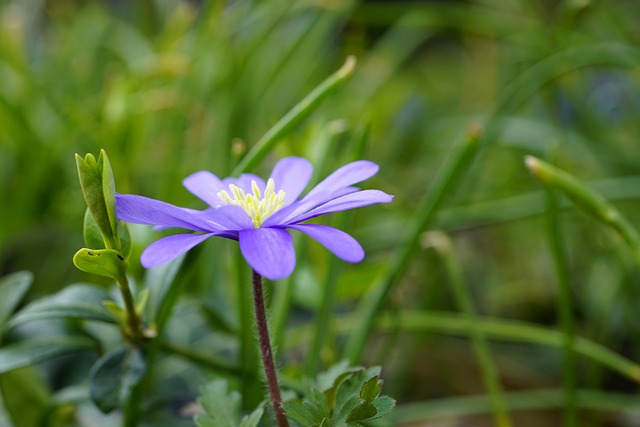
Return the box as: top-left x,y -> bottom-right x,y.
252,270 -> 289,427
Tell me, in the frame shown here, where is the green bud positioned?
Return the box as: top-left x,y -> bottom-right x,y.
75,150 -> 118,250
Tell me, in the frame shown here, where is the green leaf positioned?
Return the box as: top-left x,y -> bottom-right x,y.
135,288 -> 150,316
360,376 -> 382,402
88,347 -> 127,413
282,400 -> 324,426
369,396 -> 395,420
83,209 -> 105,250
73,248 -> 127,281
0,337 -> 96,374
8,284 -> 115,329
345,402 -> 377,424
118,220 -> 132,259
88,346 -> 146,414
0,271 -> 33,330
99,149 -> 118,240
102,301 -> 125,323
76,153 -> 114,247
195,380 -> 263,427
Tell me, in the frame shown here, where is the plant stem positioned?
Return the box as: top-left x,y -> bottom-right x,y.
252,270 -> 289,427
116,276 -> 143,344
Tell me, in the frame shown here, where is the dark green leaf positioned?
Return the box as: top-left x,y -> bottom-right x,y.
88,347 -> 127,413
333,395 -> 362,425
8,284 -> 115,329
345,402 -> 377,424
118,220 -> 131,259
0,337 -> 96,374
73,248 -> 127,281
0,271 -> 33,330
360,376 -> 382,402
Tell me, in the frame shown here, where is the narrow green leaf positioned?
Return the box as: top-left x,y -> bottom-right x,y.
103,301 -> 126,323
99,149 -> 118,239
118,220 -> 132,259
88,347 -> 127,413
232,56 -> 356,175
0,337 -> 96,374
145,254 -> 185,331
8,284 -> 115,328
135,288 -> 150,316
0,271 -> 33,329
73,248 -> 127,282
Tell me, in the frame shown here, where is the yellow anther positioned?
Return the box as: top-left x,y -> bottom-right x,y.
217,178 -> 286,228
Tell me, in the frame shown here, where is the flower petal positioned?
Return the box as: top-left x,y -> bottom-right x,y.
287,224 -> 364,263
116,194 -> 213,232
200,205 -> 253,231
292,190 -> 393,223
304,160 -> 379,201
238,228 -> 295,280
223,174 -> 266,194
269,157 -> 313,205
141,233 -> 214,268
182,171 -> 226,207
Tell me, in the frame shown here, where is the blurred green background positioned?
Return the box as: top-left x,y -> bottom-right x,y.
2,0 -> 640,425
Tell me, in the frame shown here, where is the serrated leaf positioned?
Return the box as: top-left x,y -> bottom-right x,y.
345,402 -> 377,424
8,284 -> 115,329
0,271 -> 32,330
83,209 -> 105,250
195,380 -> 240,427
73,248 -> 127,281
360,376 -> 382,402
282,400 -> 324,426
333,395 -> 362,425
239,406 -> 264,427
369,396 -> 395,420
0,336 -> 96,374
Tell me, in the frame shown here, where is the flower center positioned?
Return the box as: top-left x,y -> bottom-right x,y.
217,178 -> 286,228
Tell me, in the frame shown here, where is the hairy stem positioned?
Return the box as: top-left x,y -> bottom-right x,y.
252,270 -> 289,427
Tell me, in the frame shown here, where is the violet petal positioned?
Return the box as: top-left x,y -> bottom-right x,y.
304,160 -> 379,201
292,189 -> 393,223
182,171 -> 226,207
287,224 -> 364,263
116,194 -> 213,232
269,157 -> 313,205
238,228 -> 295,280
141,233 -> 214,268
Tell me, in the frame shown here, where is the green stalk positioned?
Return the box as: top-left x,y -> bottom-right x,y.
115,275 -> 144,345
525,156 -> 640,263
290,311 -> 640,383
545,185 -> 577,427
428,232 -> 513,427
232,56 -> 356,175
343,123 -> 482,362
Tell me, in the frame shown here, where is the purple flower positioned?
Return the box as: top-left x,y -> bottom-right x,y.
116,157 -> 393,280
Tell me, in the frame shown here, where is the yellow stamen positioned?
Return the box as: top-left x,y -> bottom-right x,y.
217,178 -> 286,228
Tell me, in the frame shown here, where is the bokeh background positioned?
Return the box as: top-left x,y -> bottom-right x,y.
2,0 -> 640,426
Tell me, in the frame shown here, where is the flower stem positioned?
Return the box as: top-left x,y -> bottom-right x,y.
252,270 -> 289,427
116,275 -> 144,344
